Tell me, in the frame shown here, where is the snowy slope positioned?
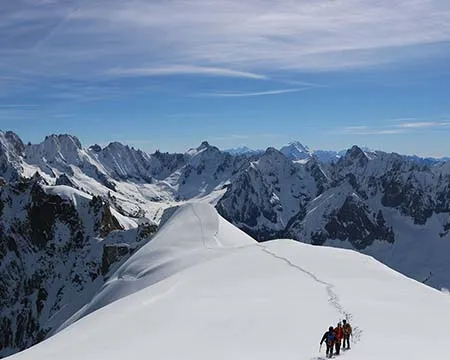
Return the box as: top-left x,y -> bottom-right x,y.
8,204 -> 449,360
57,203 -> 256,331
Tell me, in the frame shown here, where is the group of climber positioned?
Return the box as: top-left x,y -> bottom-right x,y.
320,319 -> 352,358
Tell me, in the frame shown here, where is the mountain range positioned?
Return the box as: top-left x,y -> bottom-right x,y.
1,130 -> 450,357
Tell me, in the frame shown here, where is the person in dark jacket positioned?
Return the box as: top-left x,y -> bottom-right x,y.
320,326 -> 336,358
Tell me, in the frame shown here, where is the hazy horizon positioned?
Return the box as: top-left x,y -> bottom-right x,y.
3,128 -> 450,159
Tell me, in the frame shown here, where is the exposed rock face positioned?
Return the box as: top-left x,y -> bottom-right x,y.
0,131 -> 25,182
217,165 -> 281,240
217,147 -> 325,240
88,195 -> 123,237
55,174 -> 76,188
309,195 -> 395,249
172,142 -> 249,200
101,245 -> 131,276
0,179 -> 156,358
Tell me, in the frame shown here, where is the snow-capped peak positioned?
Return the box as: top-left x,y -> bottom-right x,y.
185,141 -> 218,157
257,147 -> 293,170
25,134 -> 84,166
0,130 -> 25,156
0,130 -> 26,181
279,141 -> 312,161
43,134 -> 82,150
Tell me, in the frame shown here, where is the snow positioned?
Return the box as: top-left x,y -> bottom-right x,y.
57,203 -> 256,331
8,204 -> 450,360
280,141 -> 312,161
44,185 -> 92,204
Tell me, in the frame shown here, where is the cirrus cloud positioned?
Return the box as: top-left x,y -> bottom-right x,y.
1,0 -> 450,82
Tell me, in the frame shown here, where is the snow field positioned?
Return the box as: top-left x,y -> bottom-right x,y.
7,204 -> 450,360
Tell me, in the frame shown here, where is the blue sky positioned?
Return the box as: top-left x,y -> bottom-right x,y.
1,0 -> 450,156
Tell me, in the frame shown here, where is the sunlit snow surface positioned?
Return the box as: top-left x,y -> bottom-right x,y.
9,204 -> 449,360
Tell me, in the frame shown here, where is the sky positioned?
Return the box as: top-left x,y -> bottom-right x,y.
1,0 -> 450,157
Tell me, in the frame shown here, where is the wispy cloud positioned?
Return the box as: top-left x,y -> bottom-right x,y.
338,118 -> 450,135
2,0 -> 450,86
340,126 -> 406,135
198,88 -> 303,97
108,65 -> 267,80
395,121 -> 450,128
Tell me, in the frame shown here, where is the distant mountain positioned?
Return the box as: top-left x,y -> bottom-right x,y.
223,146 -> 264,156
278,141 -> 346,163
279,141 -> 312,161
313,149 -> 342,163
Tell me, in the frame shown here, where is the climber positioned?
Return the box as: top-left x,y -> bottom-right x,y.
320,326 -> 336,358
342,319 -> 352,349
334,322 -> 344,355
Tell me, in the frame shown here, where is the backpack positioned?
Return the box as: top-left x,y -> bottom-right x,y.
326,331 -> 336,345
343,323 -> 352,335
335,327 -> 344,340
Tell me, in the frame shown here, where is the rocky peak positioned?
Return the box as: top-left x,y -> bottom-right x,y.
346,145 -> 367,161
2,131 -> 25,156
337,145 -> 369,169
89,144 -> 102,153
104,141 -> 127,152
198,141 -> 210,151
0,131 -> 25,181
26,134 -> 84,167
259,147 -> 291,169
196,141 -> 222,156
186,141 -> 220,158
43,134 -> 82,151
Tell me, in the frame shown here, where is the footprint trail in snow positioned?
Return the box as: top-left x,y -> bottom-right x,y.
258,245 -> 363,357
